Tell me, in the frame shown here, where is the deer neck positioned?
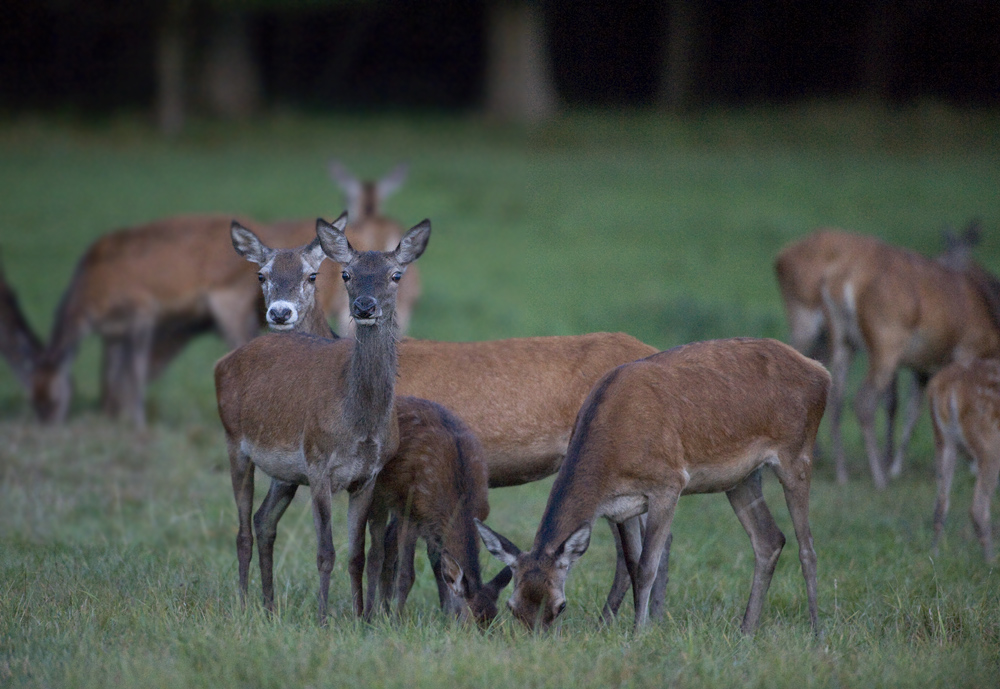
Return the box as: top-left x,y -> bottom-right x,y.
344,316 -> 398,435
297,303 -> 338,339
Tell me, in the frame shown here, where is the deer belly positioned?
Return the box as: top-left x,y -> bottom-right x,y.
244,441 -> 310,484
600,495 -> 648,523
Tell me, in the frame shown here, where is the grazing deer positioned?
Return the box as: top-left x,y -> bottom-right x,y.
0,258 -> 42,394
216,215 -> 430,622
477,338 -> 829,633
928,357 -> 1000,562
774,224 -> 992,488
329,161 -> 419,337
364,396 -> 511,625
228,225 -> 666,621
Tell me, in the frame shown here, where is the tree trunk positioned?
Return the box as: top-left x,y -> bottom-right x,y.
658,0 -> 699,112
201,10 -> 262,119
484,0 -> 557,123
155,0 -> 189,135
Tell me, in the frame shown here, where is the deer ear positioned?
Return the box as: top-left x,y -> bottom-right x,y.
395,219 -> 431,266
554,523 -> 591,570
329,160 -> 360,195
475,519 -> 520,568
440,551 -> 465,597
230,221 -> 271,265
316,216 -> 354,264
303,237 -> 327,269
376,162 -> 409,201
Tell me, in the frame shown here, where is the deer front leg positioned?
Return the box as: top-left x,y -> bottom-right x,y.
395,527 -> 420,614
347,478 -> 377,618
966,435 -> 999,563
364,505 -> 390,619
600,519 -> 634,622
253,478 -> 298,611
890,372 -> 928,479
229,445 -> 255,608
727,468 -> 786,634
309,478 -> 336,625
855,367 -> 895,490
634,491 -> 679,630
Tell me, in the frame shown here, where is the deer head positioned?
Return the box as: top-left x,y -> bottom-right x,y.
475,519 -> 591,630
439,551 -> 513,629
317,215 -> 429,330
230,212 -> 346,332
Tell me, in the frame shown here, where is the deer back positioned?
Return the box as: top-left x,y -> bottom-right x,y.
929,358 -> 1000,449
394,332 -> 658,487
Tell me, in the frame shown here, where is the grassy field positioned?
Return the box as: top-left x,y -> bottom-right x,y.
1,101 -> 1000,687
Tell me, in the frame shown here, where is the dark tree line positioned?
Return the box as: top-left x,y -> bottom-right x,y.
2,0 -> 997,132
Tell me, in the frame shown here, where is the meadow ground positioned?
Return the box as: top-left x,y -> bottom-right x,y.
1,102 -> 999,687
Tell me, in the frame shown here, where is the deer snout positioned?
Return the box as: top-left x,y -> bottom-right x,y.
351,296 -> 381,325
266,301 -> 297,330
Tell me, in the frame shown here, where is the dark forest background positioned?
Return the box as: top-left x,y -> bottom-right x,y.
3,0 -> 998,130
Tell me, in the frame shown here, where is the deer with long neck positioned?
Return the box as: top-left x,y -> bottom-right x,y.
774,223 -> 991,488
477,338 -> 829,632
231,218 -> 511,623
0,258 -> 42,395
215,215 -> 430,623
928,357 -> 1000,563
228,225 -> 667,622
329,161 -> 419,337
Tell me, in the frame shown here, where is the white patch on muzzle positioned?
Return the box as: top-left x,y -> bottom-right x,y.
267,300 -> 299,330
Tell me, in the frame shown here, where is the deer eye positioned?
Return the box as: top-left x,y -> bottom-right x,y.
391,271 -> 403,283
308,273 -> 317,283
257,273 -> 265,283
342,271 -> 350,282
556,601 -> 567,616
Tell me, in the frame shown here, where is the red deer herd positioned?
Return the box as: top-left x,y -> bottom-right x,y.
0,160 -> 996,632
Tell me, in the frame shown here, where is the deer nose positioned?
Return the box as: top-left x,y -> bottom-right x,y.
352,296 -> 379,320
268,305 -> 293,325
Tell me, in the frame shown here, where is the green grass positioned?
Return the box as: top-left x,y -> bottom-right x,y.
2,102 -> 1000,687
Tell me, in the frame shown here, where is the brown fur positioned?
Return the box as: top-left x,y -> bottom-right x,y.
0,258 -> 42,392
928,358 -> 1000,562
774,226 -> 998,489
478,338 -> 829,633
216,218 -> 429,623
365,396 -> 510,626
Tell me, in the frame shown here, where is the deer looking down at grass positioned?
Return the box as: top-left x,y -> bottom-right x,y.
476,338 -> 829,633
774,221 -> 998,489
216,214 -> 430,623
228,222 -> 669,623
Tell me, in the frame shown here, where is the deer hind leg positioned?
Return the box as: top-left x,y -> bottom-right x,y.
821,290 -> 853,485
634,490 -> 680,629
648,530 -> 672,621
966,432 -> 1000,563
99,336 -> 129,418
395,527 -> 420,615
364,505 -> 390,620
253,478 -> 298,612
380,516 -> 401,611
726,468 -> 785,634
122,321 -> 154,429
855,362 -> 898,490
772,451 -> 819,634
889,371 -> 928,479
229,444 -> 255,608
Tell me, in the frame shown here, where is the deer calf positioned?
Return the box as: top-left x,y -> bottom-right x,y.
477,338 -> 829,632
928,358 -> 1000,562
364,396 -> 511,626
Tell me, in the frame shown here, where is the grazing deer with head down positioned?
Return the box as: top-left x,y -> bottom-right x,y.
774,224 -> 993,488
216,215 -> 429,622
329,161 -> 419,337
364,397 -> 512,625
476,338 -> 829,632
0,258 -> 42,394
928,357 -> 1000,562
228,224 -> 666,622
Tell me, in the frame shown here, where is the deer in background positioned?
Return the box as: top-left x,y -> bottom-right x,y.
0,258 -> 42,395
228,224 -> 668,622
477,338 -> 829,632
774,223 -> 993,488
928,357 -> 1000,562
216,215 -> 429,622
329,161 -> 420,337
